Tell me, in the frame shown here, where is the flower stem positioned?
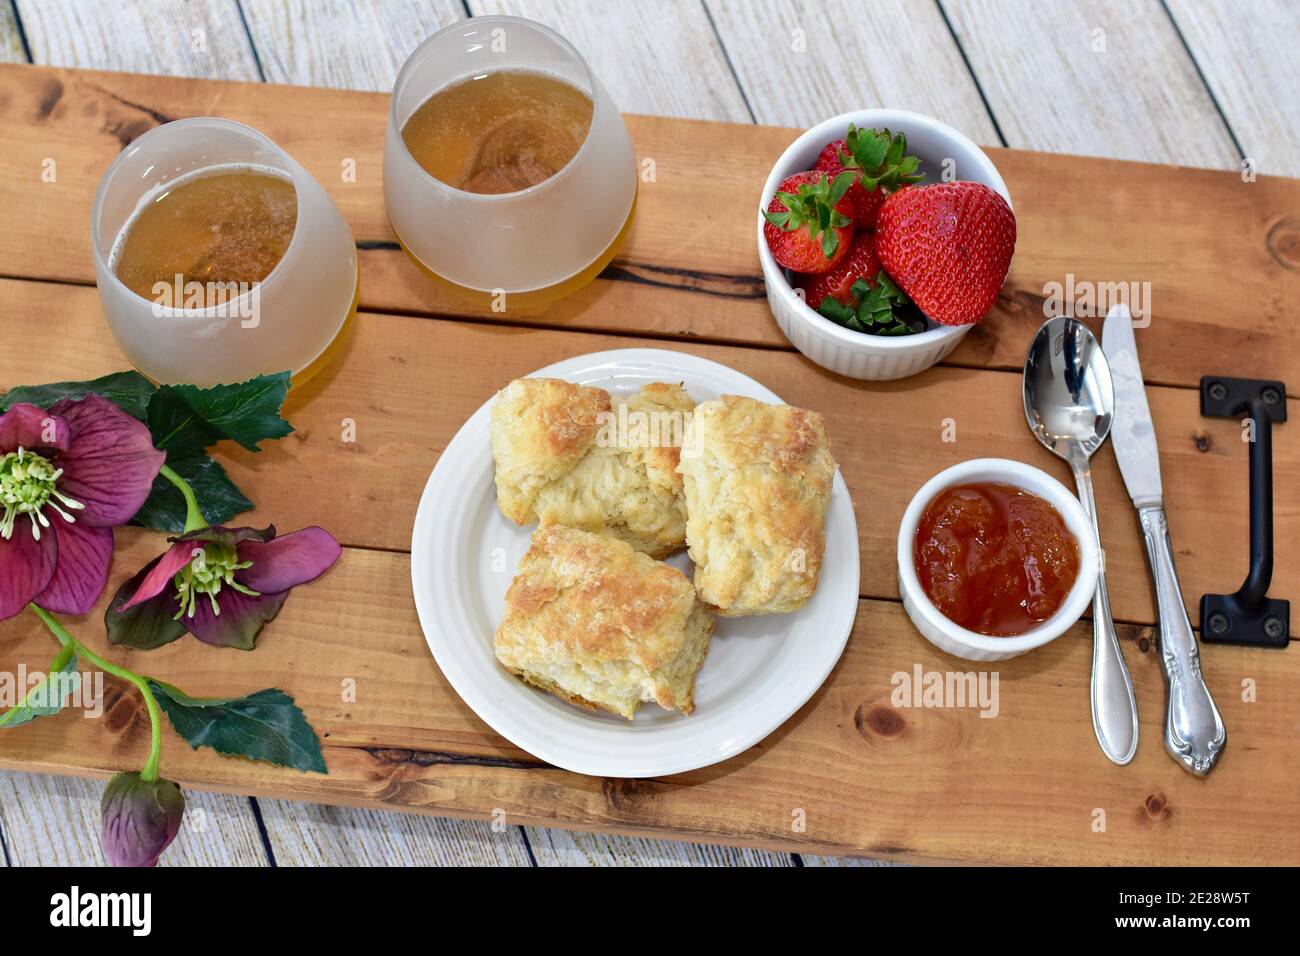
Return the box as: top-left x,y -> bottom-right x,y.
160,464 -> 206,534
29,604 -> 164,783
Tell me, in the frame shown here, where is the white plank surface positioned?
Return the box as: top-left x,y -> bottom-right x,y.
0,0 -> 27,63
707,0 -> 999,142
16,0 -> 261,79
525,827 -> 796,866
258,798 -> 534,866
467,0 -> 752,121
940,0 -> 1240,169
240,0 -> 466,90
0,771 -> 269,866
1166,0 -> 1299,177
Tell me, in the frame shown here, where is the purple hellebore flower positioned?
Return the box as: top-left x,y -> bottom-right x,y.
106,524 -> 341,650
100,771 -> 185,867
0,396 -> 164,621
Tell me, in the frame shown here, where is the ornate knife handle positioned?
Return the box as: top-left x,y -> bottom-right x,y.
1138,505 -> 1226,775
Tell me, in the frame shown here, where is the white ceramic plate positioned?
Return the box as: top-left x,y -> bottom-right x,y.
410,348 -> 859,777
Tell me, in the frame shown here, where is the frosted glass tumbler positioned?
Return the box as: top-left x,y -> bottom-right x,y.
92,117 -> 359,387
383,16 -> 637,308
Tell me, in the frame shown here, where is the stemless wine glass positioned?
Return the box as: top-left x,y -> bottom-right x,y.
91,117 -> 359,387
383,16 -> 637,311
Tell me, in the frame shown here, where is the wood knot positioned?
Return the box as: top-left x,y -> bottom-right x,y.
37,78 -> 64,120
1267,217 -> 1300,272
104,116 -> 156,150
602,777 -> 661,811
1143,790 -> 1172,824
102,683 -> 143,735
1136,627 -> 1155,653
855,702 -> 906,740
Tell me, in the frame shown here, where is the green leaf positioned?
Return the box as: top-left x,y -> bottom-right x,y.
816,271 -> 928,337
148,373 -> 292,455
132,371 -> 291,529
816,297 -> 857,324
843,124 -> 890,171
0,371 -> 155,421
133,453 -> 253,533
0,647 -> 80,728
845,126 -> 926,193
828,170 -> 855,204
149,680 -> 327,773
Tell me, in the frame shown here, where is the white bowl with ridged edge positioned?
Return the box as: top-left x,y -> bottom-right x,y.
757,109 -> 1012,380
897,458 -> 1099,662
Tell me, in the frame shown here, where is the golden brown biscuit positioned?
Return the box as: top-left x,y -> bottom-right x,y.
490,378 -> 694,557
494,525 -> 714,719
676,395 -> 836,615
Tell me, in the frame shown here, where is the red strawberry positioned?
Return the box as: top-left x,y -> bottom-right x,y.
795,232 -> 882,310
875,181 -> 1016,326
814,126 -> 924,227
763,170 -> 855,274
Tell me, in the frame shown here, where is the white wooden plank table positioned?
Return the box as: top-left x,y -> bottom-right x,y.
1,0 -> 1296,868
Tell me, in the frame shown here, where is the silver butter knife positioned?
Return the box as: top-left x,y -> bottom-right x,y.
1102,305 -> 1226,775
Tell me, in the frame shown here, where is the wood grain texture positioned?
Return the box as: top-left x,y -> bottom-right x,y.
940,0 -> 1239,169
524,828 -> 796,866
466,0 -> 752,121
240,0 -> 465,91
258,797 -> 533,865
0,770 -> 269,865
4,276 -> 1294,632
2,66 -> 1298,389
0,536 -> 1295,865
706,0 -> 999,141
15,0 -> 261,80
1166,0 -> 1300,178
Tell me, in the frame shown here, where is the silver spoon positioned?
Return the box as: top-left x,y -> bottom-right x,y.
1024,316 -> 1139,765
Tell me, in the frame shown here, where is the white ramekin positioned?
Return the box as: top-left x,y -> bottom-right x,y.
757,109 -> 1011,380
896,458 -> 1100,662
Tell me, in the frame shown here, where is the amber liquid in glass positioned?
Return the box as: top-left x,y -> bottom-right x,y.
401,70 -> 593,194
111,165 -> 297,303
110,165 -> 357,386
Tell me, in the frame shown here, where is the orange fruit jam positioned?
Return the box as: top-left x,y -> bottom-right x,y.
913,482 -> 1080,636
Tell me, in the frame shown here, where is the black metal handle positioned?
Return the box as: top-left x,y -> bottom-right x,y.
1199,376 -> 1289,648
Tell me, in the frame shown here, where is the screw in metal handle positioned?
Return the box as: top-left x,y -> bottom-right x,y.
1071,460 -> 1139,764
1138,504 -> 1227,775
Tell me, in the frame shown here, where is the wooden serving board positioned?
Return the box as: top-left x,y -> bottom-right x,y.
0,64 -> 1297,866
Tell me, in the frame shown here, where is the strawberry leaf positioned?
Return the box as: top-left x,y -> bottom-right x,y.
844,126 -> 926,194
817,273 -> 928,336
842,125 -> 890,171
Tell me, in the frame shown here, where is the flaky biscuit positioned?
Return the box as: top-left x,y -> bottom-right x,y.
676,395 -> 836,615
494,525 -> 714,719
490,378 -> 694,557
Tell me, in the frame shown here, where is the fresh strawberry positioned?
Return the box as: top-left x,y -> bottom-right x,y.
795,232 -> 882,309
814,126 -> 924,227
763,170 -> 855,274
875,181 -> 1016,326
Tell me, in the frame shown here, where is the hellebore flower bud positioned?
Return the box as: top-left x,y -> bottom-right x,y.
100,771 -> 185,867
